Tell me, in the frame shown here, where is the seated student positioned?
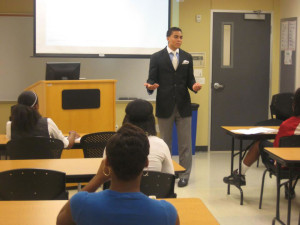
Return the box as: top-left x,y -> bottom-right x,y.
56,123 -> 179,225
122,99 -> 175,175
6,90 -> 79,149
223,88 -> 300,194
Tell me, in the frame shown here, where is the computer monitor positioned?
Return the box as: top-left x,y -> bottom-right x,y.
45,62 -> 80,80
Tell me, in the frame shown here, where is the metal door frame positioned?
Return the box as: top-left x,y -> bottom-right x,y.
208,10 -> 273,151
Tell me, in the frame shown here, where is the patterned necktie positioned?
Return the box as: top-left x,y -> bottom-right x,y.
172,52 -> 178,70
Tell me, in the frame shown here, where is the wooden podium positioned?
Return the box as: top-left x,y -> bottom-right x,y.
26,80 -> 116,133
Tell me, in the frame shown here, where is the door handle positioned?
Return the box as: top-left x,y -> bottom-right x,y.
213,82 -> 224,90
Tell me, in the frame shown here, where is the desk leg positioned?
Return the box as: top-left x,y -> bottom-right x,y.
287,169 -> 293,225
239,139 -> 244,205
228,137 -> 235,195
273,163 -> 281,224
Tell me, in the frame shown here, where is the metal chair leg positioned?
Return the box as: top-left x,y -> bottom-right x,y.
259,169 -> 268,209
238,186 -> 244,205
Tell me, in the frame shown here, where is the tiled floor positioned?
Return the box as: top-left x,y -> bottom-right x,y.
174,151 -> 300,225
69,151 -> 300,225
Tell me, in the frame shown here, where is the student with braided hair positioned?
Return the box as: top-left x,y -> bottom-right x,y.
6,90 -> 79,148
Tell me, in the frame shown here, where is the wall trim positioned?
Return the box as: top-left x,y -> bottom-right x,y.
195,146 -> 208,152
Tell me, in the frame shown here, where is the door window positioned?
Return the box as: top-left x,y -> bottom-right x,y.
221,23 -> 233,68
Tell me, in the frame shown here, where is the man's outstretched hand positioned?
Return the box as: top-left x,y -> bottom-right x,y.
144,83 -> 159,90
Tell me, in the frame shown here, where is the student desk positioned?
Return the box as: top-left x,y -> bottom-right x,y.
264,147 -> 300,225
0,158 -> 101,183
221,126 -> 278,205
0,198 -> 219,225
0,158 -> 185,183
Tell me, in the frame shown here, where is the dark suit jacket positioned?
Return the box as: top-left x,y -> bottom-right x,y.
147,47 -> 196,118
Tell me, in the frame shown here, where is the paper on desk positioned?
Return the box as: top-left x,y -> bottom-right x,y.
231,127 -> 278,134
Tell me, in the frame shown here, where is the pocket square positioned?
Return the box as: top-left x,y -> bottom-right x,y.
182,60 -> 189,64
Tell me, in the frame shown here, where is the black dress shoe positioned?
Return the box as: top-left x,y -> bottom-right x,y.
178,178 -> 188,187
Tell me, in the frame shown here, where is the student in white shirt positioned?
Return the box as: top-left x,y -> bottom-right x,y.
6,90 -> 79,148
122,99 -> 174,175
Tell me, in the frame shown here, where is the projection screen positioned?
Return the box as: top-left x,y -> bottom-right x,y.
34,0 -> 170,58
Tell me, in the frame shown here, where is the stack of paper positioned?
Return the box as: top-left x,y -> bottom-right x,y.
231,127 -> 278,134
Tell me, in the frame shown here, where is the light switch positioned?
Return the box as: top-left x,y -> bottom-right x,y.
196,14 -> 201,23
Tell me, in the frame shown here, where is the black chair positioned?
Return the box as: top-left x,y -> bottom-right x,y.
259,135 -> 300,209
270,93 -> 294,121
140,171 -> 177,198
0,168 -> 68,200
253,92 -> 294,167
7,137 -> 64,159
255,92 -> 294,127
103,171 -> 177,198
80,132 -> 115,158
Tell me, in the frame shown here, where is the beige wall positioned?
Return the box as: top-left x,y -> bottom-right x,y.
0,102 -> 14,134
179,0 -> 281,147
280,0 -> 300,89
0,0 -> 283,148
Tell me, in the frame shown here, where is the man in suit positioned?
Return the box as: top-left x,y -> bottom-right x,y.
144,27 -> 202,187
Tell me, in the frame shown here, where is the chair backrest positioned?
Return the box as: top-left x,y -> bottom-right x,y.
0,168 -> 68,200
7,137 -> 64,159
279,135 -> 300,147
140,171 -> 176,198
102,171 -> 176,198
80,132 -> 116,158
270,93 -> 294,120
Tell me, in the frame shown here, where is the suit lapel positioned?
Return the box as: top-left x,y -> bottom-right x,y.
177,49 -> 184,70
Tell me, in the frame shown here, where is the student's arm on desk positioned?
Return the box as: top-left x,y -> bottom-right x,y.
57,160 -> 110,225
66,131 -> 80,149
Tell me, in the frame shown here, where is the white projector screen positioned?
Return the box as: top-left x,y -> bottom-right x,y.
34,0 -> 170,58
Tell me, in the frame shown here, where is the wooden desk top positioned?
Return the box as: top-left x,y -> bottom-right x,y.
0,158 -> 102,177
264,147 -> 300,167
166,198 -> 219,224
172,160 -> 185,172
0,158 -> 184,176
0,198 -> 219,225
222,126 -> 279,131
222,126 -> 278,140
